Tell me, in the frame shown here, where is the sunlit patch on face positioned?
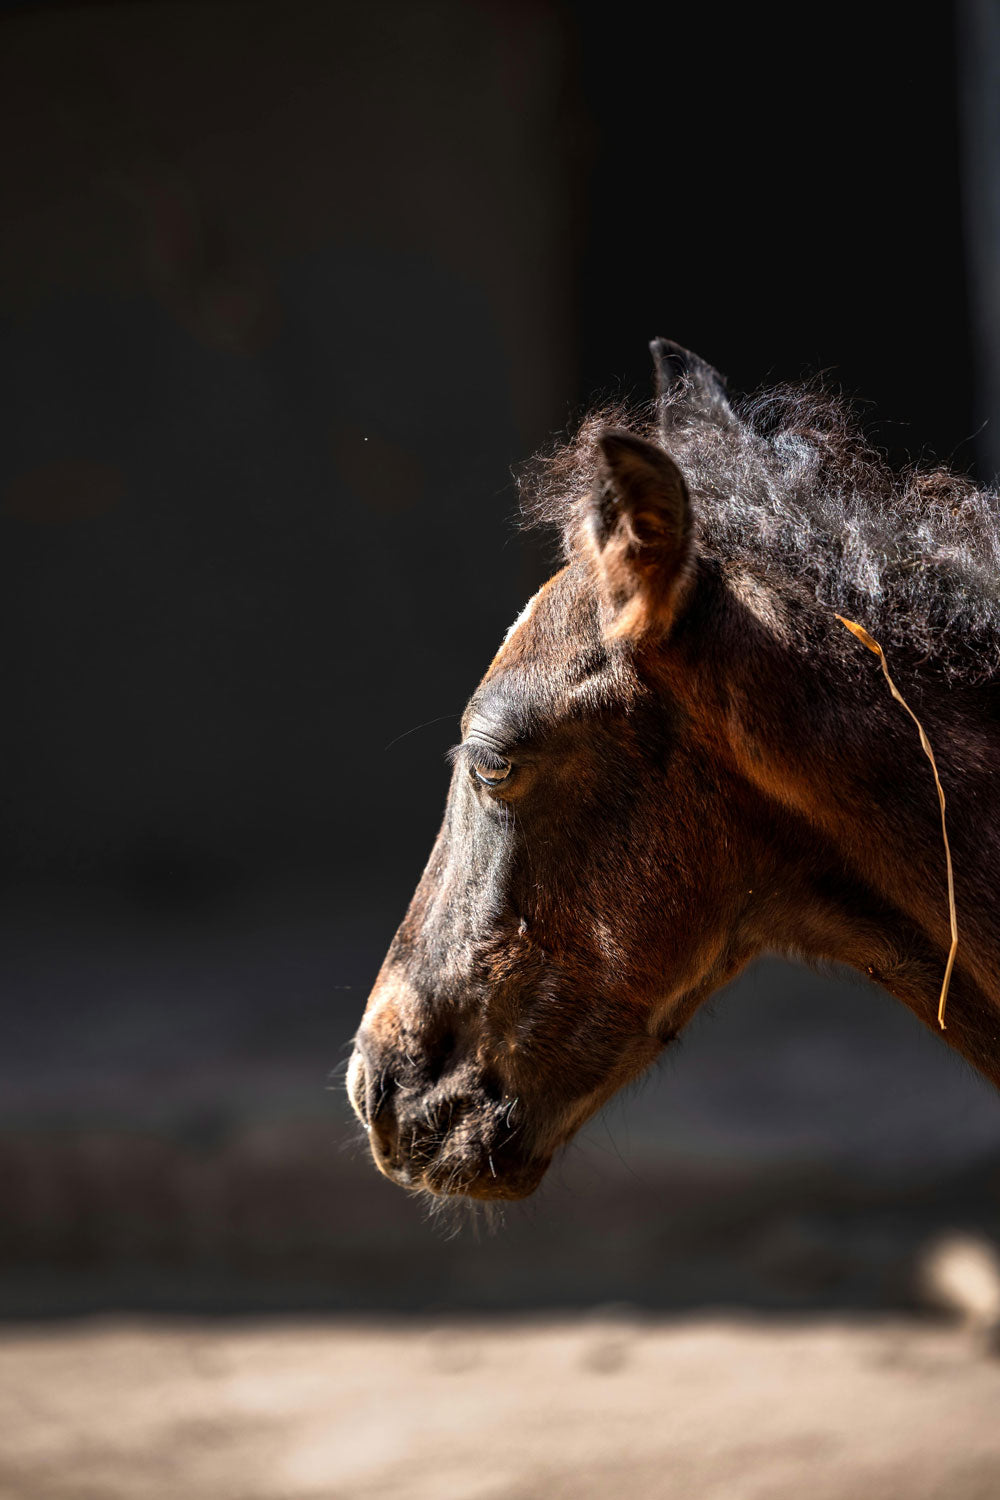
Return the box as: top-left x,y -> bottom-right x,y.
485,572 -> 569,678
346,1050 -> 367,1129
502,585 -> 545,645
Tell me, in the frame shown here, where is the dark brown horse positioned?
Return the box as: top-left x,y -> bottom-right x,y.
348,340 -> 1000,1201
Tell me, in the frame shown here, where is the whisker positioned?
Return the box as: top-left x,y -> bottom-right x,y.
384,712 -> 459,752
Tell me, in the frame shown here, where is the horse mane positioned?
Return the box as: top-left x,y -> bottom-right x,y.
521,383 -> 1000,681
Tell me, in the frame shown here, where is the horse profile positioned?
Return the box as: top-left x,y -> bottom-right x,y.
348,340 -> 1000,1201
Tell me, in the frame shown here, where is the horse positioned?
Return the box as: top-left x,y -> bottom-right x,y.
347,339 -> 1000,1202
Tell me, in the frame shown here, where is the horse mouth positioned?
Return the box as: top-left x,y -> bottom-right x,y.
377,1147 -> 549,1201
418,1151 -> 548,1201
367,1115 -> 550,1201
346,1049 -> 548,1200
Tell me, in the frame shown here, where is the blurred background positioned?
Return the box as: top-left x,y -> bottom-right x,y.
4,1 -> 1000,1494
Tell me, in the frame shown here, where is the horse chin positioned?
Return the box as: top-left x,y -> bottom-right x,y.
370,1135 -> 550,1202
422,1155 -> 550,1202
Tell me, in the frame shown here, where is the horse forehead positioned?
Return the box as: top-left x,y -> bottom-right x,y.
500,581 -> 550,649
486,565 -> 596,679
485,572 -> 562,679
467,570 -> 624,738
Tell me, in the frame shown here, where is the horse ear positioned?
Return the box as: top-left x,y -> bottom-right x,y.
588,428 -> 692,638
650,337 -> 734,429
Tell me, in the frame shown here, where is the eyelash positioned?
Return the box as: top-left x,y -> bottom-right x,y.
447,743 -> 513,788
470,747 -> 507,772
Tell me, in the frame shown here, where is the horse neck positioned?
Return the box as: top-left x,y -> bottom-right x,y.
678,590 -> 1000,1084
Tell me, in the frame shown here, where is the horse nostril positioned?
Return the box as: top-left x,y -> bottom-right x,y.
369,1106 -> 398,1159
353,1029 -> 395,1117
363,1062 -> 397,1132
351,1044 -> 402,1161
364,1075 -> 405,1177
348,1046 -> 394,1143
350,1018 -> 465,1181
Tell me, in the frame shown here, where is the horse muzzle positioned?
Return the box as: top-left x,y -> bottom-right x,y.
346,1040 -> 548,1200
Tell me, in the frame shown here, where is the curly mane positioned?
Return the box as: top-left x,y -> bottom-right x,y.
521,375 -> 1000,680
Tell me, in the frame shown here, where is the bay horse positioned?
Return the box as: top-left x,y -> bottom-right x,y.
348,340 -> 1000,1201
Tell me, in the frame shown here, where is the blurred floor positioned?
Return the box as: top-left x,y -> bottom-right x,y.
2,1313 -> 1000,1499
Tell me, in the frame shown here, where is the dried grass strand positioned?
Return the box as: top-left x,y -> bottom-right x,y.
836,615 -> 958,1029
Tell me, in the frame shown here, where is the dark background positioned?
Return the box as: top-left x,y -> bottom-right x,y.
2,0 -> 1000,1319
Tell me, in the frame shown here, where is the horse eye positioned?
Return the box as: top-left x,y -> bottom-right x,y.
472,759 -> 511,788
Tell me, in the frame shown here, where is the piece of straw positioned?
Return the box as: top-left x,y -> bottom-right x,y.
836,615 -> 958,1030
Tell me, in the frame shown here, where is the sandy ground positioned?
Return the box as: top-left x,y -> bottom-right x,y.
2,1315 -> 1000,1500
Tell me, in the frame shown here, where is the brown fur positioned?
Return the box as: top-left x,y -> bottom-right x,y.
347,342 -> 1000,1203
